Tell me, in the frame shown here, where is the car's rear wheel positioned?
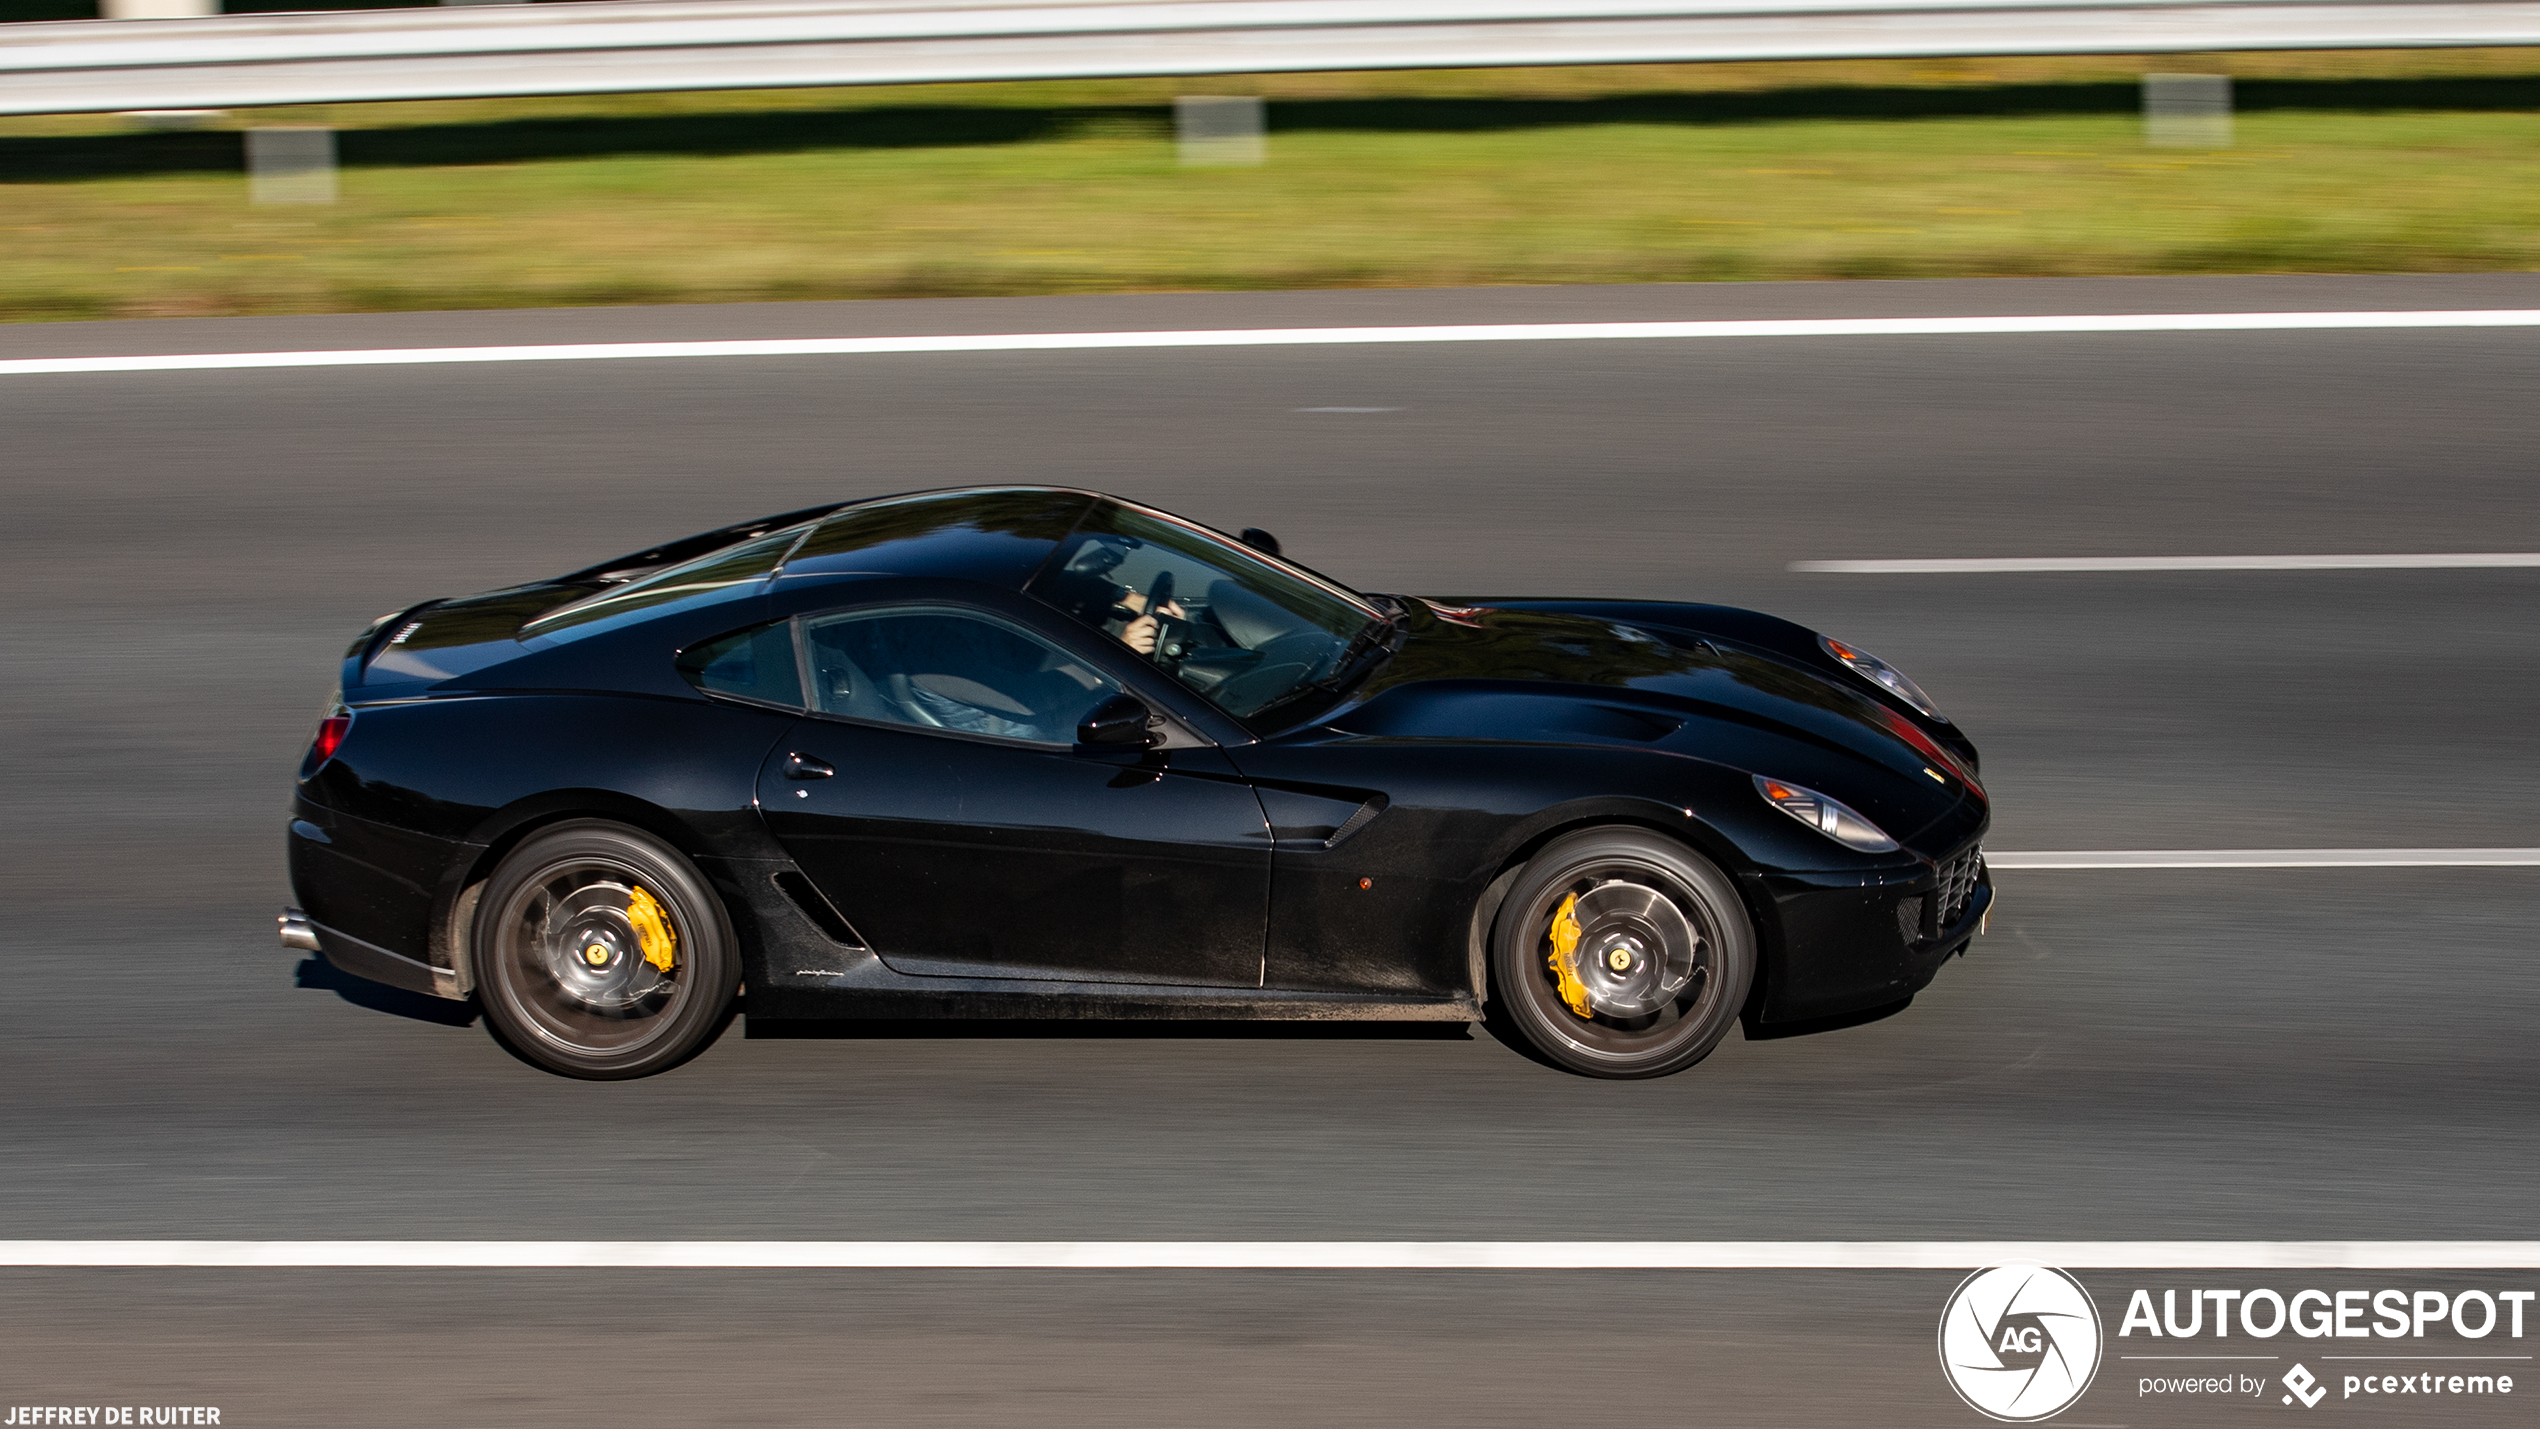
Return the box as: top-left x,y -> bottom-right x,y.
1490,827 -> 1754,1079
473,820 -> 738,1080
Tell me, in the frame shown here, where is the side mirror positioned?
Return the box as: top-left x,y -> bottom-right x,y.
1239,528 -> 1282,558
1076,692 -> 1155,748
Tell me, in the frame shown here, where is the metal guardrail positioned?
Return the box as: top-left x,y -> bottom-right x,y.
3,0 -> 2537,116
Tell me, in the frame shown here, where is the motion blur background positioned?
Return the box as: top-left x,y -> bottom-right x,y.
4,0 -> 2539,1424
3,38 -> 2539,320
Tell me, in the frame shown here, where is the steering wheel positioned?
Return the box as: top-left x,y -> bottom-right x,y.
1142,569 -> 1187,668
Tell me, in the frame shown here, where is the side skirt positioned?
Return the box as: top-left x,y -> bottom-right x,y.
746,981 -> 1480,1023
701,854 -> 1478,1024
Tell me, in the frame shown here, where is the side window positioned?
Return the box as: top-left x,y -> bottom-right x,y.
675,621 -> 804,707
802,606 -> 1119,746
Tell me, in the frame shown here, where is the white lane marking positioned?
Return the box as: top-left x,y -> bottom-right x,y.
4,1241 -> 2539,1268
1296,406 -> 1404,412
2,309 -> 2537,378
1991,849 -> 2540,869
1795,554 -> 2540,573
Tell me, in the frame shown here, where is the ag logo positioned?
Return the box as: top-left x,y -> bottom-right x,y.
1939,1263 -> 2104,1421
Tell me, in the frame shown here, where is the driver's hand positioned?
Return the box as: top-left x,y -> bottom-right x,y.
1118,590 -> 1185,619
1120,601 -> 1185,656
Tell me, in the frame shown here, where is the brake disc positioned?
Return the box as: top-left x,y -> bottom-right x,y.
1553,880 -> 1702,1019
536,877 -> 674,1011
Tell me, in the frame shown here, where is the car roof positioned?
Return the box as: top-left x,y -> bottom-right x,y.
774,486 -> 1098,589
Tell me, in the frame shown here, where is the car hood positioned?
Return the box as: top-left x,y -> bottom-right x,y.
1326,600 -> 1983,847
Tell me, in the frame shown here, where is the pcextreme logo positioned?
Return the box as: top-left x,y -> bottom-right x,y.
1940,1263 -> 2105,1421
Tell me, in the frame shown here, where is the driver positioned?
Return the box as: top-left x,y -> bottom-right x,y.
1039,536 -> 1186,656
1117,588 -> 1186,657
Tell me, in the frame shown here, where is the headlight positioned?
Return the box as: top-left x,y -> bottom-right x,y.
1754,775 -> 1899,853
1821,635 -> 1948,723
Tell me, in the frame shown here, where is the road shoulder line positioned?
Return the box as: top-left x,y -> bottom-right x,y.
6,309 -> 2539,377
5,1240 -> 2540,1268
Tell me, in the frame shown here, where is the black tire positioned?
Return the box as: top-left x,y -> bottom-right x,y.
1489,827 -> 1755,1079
472,820 -> 739,1080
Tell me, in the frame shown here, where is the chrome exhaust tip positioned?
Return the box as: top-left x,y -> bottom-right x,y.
279,907 -> 320,952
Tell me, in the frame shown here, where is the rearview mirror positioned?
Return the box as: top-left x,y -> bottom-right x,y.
1076,692 -> 1155,747
1239,528 -> 1282,558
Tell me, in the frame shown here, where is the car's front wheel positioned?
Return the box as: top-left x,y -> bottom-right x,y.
1490,827 -> 1755,1079
473,820 -> 738,1080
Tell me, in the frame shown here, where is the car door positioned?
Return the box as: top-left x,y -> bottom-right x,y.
755,602 -> 1272,988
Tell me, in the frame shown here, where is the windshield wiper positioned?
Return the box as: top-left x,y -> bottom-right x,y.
1243,600 -> 1408,722
1304,602 -> 1408,692
1333,617 -> 1390,670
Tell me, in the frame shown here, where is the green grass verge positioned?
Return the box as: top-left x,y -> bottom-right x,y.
2,52 -> 2537,321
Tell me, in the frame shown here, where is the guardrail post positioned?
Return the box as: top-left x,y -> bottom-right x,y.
1177,95 -> 1264,166
102,0 -> 217,16
2143,72 -> 2231,148
247,126 -> 338,204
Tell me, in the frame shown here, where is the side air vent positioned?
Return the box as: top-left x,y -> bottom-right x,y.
773,870 -> 869,949
1336,687 -> 1680,745
1326,798 -> 1385,849
1258,787 -> 1388,851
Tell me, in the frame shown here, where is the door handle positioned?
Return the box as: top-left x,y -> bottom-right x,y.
784,753 -> 836,780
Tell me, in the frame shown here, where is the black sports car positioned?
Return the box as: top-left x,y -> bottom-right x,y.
283,487 -> 1989,1079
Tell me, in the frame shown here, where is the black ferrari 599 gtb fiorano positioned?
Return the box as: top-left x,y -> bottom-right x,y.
283,487 -> 1989,1080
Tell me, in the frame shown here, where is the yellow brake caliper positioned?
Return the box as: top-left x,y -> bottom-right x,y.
1546,892 -> 1593,1019
627,885 -> 678,974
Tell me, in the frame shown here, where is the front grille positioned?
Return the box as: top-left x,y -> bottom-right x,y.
1934,845 -> 1985,929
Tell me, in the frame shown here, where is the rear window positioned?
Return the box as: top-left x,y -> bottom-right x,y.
521,525 -> 812,642
363,584 -> 592,683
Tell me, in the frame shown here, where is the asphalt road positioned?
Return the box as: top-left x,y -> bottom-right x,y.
4,274 -> 2537,1426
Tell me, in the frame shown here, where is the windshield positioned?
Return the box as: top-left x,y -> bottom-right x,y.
1029,501 -> 1383,718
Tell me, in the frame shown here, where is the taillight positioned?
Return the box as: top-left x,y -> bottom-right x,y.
302,684 -> 353,778
311,714 -> 351,765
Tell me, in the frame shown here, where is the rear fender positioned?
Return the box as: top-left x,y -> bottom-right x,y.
436,790 -> 768,1001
